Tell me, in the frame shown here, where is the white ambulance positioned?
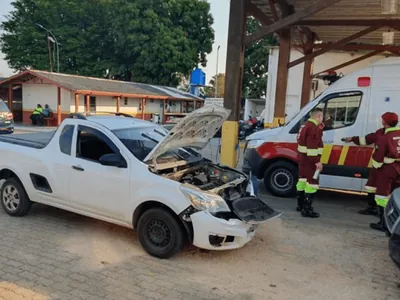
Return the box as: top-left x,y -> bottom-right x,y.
243,57 -> 400,197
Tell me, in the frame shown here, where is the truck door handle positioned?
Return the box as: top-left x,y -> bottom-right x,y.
72,165 -> 84,171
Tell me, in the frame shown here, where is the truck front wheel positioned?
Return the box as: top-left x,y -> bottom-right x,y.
0,178 -> 32,216
264,161 -> 297,197
137,207 -> 185,259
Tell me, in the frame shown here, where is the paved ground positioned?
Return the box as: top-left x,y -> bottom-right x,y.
0,132 -> 398,300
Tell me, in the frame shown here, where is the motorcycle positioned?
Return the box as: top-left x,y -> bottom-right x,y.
239,116 -> 264,140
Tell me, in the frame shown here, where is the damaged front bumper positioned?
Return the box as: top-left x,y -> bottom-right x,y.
190,195 -> 282,250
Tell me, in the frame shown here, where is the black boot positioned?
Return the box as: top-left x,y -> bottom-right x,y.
370,207 -> 388,233
301,193 -> 320,218
296,191 -> 305,212
359,193 -> 378,216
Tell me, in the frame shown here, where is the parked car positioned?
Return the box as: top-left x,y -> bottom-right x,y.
385,189 -> 400,271
0,106 -> 281,258
0,99 -> 14,134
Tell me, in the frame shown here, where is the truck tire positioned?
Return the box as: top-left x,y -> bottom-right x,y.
1,178 -> 32,217
264,161 -> 297,197
137,207 -> 185,259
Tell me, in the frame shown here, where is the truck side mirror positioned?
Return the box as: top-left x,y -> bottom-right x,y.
99,153 -> 127,168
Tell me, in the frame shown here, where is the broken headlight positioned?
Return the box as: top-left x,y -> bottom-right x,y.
180,186 -> 231,214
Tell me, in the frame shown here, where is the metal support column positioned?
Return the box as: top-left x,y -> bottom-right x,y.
57,87 -> 61,125
85,95 -> 90,113
75,94 -> 79,113
221,0 -> 246,167
273,28 -> 291,127
116,96 -> 121,113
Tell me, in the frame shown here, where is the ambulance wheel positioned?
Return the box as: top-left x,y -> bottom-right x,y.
264,161 -> 297,197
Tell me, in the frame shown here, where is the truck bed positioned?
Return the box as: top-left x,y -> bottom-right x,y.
0,131 -> 55,149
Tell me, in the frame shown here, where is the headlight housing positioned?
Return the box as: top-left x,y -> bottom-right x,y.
247,140 -> 265,149
180,186 -> 231,214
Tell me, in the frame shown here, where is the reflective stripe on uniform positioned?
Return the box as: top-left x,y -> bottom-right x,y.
308,118 -> 318,126
307,149 -> 319,156
359,136 -> 366,146
383,157 -> 400,164
305,183 -> 319,194
372,159 -> 383,169
375,195 -> 389,208
385,127 -> 400,134
296,179 -> 307,192
318,148 -> 323,155
365,185 -> 376,193
297,145 -> 307,153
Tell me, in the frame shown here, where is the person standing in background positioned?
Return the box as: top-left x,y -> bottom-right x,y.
296,108 -> 324,218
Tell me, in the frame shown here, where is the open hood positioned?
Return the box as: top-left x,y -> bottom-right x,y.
145,105 -> 230,167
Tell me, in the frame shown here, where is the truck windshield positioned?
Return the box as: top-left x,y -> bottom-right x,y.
112,126 -> 202,163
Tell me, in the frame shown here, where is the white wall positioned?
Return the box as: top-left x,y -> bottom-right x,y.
22,84 -> 71,113
265,47 -> 387,124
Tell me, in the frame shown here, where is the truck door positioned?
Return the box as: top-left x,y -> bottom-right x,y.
290,90 -> 368,192
68,125 -> 131,221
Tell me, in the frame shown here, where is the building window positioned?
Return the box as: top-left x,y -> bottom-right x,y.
124,97 -> 128,105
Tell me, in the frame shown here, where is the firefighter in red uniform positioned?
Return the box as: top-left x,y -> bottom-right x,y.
343,128 -> 386,216
296,108 -> 324,218
368,112 -> 400,232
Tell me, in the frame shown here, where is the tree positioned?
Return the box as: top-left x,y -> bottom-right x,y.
243,17 -> 277,98
207,73 -> 225,98
1,0 -> 214,86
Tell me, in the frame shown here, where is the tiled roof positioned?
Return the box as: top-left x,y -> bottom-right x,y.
0,70 -> 203,101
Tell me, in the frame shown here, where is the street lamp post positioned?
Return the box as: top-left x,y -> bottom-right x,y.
215,45 -> 220,97
36,23 -> 60,73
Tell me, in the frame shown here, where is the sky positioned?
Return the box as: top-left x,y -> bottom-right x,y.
0,0 -> 230,82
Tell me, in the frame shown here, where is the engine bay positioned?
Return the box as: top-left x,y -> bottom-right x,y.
163,162 -> 248,201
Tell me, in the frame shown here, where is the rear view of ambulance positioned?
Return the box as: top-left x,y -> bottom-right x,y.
244,58 -> 400,197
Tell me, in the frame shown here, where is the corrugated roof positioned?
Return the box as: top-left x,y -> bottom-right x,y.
250,0 -> 400,46
0,70 -> 202,101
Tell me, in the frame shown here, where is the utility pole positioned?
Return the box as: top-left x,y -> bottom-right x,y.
47,34 -> 53,72
37,23 -> 60,73
215,45 -> 221,97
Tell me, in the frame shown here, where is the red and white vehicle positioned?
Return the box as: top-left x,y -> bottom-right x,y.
243,58 -> 400,197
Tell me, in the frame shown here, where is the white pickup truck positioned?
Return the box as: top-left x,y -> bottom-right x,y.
0,106 -> 280,258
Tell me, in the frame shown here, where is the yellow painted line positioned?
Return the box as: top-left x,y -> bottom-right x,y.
321,145 -> 333,164
338,145 -> 349,165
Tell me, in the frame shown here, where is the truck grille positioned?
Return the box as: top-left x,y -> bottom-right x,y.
386,196 -> 400,232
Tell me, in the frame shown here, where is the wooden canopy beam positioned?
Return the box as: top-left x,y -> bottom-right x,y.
313,44 -> 400,51
245,0 -> 342,45
288,25 -> 381,68
269,0 -> 279,21
296,19 -> 400,27
245,0 -> 272,26
312,50 -> 384,77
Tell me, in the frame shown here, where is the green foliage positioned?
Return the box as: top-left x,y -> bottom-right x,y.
1,0 -> 214,86
243,17 -> 277,98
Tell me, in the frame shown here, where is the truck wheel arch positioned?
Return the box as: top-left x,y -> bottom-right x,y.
132,201 -> 193,243
259,157 -> 298,180
0,168 -> 23,185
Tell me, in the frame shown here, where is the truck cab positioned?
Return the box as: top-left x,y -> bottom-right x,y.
244,57 -> 400,197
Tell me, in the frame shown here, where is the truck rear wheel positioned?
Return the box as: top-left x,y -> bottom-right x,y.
137,207 -> 185,259
264,161 -> 297,197
1,178 -> 32,216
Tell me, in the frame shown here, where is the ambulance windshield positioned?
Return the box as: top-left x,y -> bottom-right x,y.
284,98 -> 319,126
